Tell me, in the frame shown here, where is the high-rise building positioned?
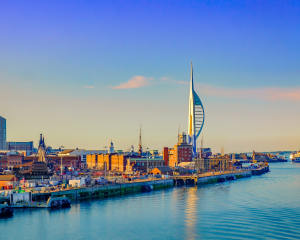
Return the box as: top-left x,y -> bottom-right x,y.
6,141 -> 34,151
188,62 -> 205,158
0,117 -> 6,150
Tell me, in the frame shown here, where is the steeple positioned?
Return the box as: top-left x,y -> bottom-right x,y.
138,124 -> 142,157
108,140 -> 114,153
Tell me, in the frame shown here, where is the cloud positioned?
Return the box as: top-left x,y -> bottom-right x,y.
160,76 -> 172,81
195,83 -> 300,102
110,76 -> 154,89
84,85 -> 94,89
177,81 -> 189,85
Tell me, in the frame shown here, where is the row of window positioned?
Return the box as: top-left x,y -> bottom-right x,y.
0,162 -> 21,166
135,162 -> 164,166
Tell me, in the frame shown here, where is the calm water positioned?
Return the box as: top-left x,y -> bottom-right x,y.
1,162 -> 300,240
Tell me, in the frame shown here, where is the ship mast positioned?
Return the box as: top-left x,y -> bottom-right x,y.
138,124 -> 142,157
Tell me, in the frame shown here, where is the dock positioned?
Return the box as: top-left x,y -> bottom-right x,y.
172,170 -> 252,186
0,179 -> 174,203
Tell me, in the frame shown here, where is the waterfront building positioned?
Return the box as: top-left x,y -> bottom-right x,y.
198,157 -> 229,173
60,149 -> 107,167
188,63 -> 205,158
150,166 -> 174,176
252,151 -> 277,162
164,132 -> 193,167
6,141 -> 34,155
0,153 -> 23,170
0,175 -> 18,188
126,157 -> 165,173
24,155 -> 80,171
0,116 -> 6,150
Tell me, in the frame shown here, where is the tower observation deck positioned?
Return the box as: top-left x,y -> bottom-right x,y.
188,62 -> 205,158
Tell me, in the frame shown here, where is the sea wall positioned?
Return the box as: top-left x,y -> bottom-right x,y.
196,171 -> 251,185
32,179 -> 173,200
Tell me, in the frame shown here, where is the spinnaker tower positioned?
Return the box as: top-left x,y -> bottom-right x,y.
188,62 -> 205,158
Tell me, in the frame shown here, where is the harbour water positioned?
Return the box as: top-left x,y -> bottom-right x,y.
1,162 -> 300,240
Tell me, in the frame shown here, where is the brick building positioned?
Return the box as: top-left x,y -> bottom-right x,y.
111,154 -> 130,172
196,157 -> 229,173
86,153 -> 115,170
164,133 -> 193,167
0,154 -> 23,170
24,155 -> 80,170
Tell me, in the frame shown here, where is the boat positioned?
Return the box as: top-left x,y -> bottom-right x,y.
291,151 -> 300,163
0,202 -> 14,216
10,192 -> 71,208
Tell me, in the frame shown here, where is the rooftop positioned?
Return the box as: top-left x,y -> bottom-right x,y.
0,175 -> 18,181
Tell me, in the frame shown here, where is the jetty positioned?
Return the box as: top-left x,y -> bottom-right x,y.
172,170 -> 251,186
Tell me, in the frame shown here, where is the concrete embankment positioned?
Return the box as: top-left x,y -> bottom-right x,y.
0,171 -> 253,203
32,179 -> 173,201
196,171 -> 251,185
172,170 -> 252,186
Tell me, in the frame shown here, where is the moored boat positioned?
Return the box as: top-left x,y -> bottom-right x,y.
291,151 -> 300,162
10,192 -> 71,208
0,202 -> 14,216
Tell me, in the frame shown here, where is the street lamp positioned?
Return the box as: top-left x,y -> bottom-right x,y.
60,146 -> 64,175
103,146 -> 108,178
103,146 -> 108,153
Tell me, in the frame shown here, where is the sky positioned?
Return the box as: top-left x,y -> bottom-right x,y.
1,0 -> 300,153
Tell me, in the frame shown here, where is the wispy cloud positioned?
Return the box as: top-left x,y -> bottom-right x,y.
177,81 -> 189,85
84,85 -> 94,89
110,76 -> 154,89
160,76 -> 172,81
196,83 -> 300,102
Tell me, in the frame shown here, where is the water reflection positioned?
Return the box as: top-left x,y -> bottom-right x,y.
184,187 -> 198,240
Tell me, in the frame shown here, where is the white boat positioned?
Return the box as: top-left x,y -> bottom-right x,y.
291,151 -> 300,162
10,192 -> 71,208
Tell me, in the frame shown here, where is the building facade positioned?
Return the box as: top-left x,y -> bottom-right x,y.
0,154 -> 23,170
126,157 -> 165,173
24,155 -> 80,170
6,141 -> 34,151
196,157 -> 229,173
165,132 -> 193,167
0,117 -> 6,150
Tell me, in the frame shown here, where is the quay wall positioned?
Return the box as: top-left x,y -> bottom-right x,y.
33,179 -> 173,200
197,171 -> 251,185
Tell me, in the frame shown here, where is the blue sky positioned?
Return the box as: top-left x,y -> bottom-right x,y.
1,1 -> 300,152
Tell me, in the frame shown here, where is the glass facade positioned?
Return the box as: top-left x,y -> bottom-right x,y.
0,117 -> 6,150
7,141 -> 34,151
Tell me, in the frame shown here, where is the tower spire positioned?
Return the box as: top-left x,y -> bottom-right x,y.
188,62 -> 205,159
138,124 -> 142,157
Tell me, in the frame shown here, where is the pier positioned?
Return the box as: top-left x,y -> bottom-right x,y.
172,170 -> 252,186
